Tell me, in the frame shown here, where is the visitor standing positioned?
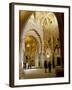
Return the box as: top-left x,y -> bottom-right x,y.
44,60 -> 48,73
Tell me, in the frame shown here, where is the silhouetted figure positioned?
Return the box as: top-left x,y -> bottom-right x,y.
44,60 -> 48,73
39,61 -> 40,67
57,57 -> 61,66
23,63 -> 26,69
52,57 -> 55,68
48,61 -> 51,72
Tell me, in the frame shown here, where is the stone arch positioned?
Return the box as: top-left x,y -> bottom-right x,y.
20,13 -> 44,69
22,29 -> 43,68
29,29 -> 42,52
35,12 -> 61,67
24,35 -> 40,68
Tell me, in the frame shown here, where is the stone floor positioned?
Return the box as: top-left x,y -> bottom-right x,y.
19,68 -> 56,79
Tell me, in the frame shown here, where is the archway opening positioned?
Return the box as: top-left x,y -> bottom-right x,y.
23,36 -> 40,69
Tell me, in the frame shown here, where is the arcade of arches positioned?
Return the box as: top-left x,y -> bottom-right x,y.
19,11 -> 64,79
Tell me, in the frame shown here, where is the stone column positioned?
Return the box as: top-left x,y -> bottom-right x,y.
19,42 -> 25,72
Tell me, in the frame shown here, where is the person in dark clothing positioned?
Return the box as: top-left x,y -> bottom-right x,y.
23,62 -> 26,69
52,57 -> 55,68
48,61 -> 51,72
44,60 -> 48,73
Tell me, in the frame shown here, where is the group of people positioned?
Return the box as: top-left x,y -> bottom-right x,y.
44,60 -> 51,73
23,62 -> 31,69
